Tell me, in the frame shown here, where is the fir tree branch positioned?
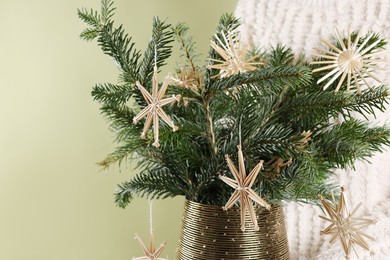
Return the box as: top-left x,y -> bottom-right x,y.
97,103 -> 146,170
114,183 -> 134,208
266,44 -> 295,67
78,0 -> 115,40
209,66 -> 312,94
101,0 -> 115,24
279,86 -> 389,130
279,91 -> 350,129
98,141 -> 143,170
92,83 -> 134,105
247,123 -> 297,158
78,8 -> 101,28
80,27 -> 100,41
99,104 -> 136,131
349,86 -> 389,118
173,23 -> 201,86
205,103 -> 217,154
138,17 -> 174,88
114,167 -> 189,208
98,22 -> 141,84
315,119 -> 390,168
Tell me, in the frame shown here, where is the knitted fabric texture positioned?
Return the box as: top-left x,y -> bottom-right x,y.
235,0 -> 390,259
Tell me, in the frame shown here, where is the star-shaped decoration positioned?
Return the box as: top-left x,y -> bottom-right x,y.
133,231 -> 167,260
319,186 -> 376,260
133,65 -> 180,147
311,28 -> 386,93
207,30 -> 262,78
171,67 -> 202,92
219,145 -> 271,231
266,157 -> 292,173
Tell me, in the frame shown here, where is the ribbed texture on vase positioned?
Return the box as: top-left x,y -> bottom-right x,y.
177,200 -> 290,260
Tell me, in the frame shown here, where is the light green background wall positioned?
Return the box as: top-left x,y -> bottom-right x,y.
0,0 -> 237,259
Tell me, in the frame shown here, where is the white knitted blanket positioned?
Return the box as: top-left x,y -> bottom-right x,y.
235,0 -> 390,259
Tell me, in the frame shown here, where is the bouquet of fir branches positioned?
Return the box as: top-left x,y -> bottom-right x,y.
78,0 -> 390,215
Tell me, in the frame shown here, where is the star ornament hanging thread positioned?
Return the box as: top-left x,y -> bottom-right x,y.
133,65 -> 180,147
311,28 -> 386,93
319,186 -> 376,260
219,145 -> 271,231
207,30 -> 262,78
133,231 -> 167,260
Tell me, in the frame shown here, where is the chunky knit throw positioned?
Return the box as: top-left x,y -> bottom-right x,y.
235,0 -> 390,259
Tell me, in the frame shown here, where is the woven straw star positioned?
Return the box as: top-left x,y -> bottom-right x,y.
311,28 -> 386,93
220,145 -> 271,231
171,67 -> 202,92
208,30 -> 262,78
133,231 -> 166,260
319,187 -> 376,260
266,157 -> 292,173
133,65 -> 180,147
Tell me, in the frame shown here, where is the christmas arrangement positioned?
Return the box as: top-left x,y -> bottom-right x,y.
79,0 -> 390,258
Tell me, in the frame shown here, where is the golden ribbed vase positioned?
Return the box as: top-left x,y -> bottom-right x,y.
177,200 -> 290,260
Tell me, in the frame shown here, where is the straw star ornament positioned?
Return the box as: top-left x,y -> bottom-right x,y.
208,30 -> 262,78
133,65 -> 180,147
133,231 -> 166,260
220,145 -> 271,231
171,67 -> 202,92
319,187 -> 376,260
311,29 -> 386,93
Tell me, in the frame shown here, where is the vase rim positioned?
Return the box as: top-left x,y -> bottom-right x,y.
184,198 -> 282,209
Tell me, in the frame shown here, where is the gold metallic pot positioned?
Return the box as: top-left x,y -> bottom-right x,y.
177,199 -> 290,260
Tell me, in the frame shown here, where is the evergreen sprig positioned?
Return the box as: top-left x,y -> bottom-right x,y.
98,22 -> 141,84
173,23 -> 200,76
209,66 -> 312,94
315,119 -> 390,168
92,83 -> 133,105
138,17 -> 174,89
115,166 -> 188,208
